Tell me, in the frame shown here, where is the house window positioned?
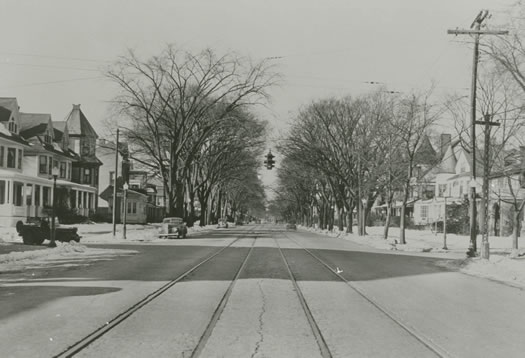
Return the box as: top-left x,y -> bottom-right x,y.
7,148 -> 16,168
438,184 -> 447,197
109,171 -> 115,186
421,205 -> 428,219
0,146 -> 4,167
67,162 -> 72,179
48,158 -> 52,174
17,149 -> 22,169
60,162 -> 67,178
459,184 -> 464,196
43,187 -> 50,207
0,180 -> 5,204
13,182 -> 23,206
35,185 -> 40,206
70,190 -> 76,208
39,156 -> 48,174
84,168 -> 91,184
81,140 -> 92,155
26,184 -> 33,206
8,121 -> 17,133
127,201 -> 137,214
44,132 -> 52,144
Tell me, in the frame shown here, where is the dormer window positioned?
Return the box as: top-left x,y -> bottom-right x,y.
8,119 -> 17,133
44,133 -> 52,144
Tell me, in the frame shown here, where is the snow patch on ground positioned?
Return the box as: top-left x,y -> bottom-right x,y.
0,241 -> 138,272
304,225 -> 525,289
0,223 -> 215,273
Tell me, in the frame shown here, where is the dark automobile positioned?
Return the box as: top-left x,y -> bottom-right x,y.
286,223 -> 297,230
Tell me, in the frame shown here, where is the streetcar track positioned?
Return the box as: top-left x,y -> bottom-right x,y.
189,236 -> 257,358
281,231 -> 451,358
273,236 -> 333,358
54,229 -> 259,358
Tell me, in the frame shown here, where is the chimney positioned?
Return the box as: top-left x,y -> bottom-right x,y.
440,133 -> 451,157
73,104 -> 81,110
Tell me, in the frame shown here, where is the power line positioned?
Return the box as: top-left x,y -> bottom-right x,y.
6,76 -> 104,88
0,61 -> 101,72
0,51 -> 111,63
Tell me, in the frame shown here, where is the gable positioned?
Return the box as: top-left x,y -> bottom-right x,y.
455,151 -> 470,174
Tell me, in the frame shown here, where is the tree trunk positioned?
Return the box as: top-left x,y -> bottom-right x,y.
338,208 -> 344,231
384,202 -> 392,240
511,205 -> 523,257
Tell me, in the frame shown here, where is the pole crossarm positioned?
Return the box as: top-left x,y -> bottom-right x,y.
447,29 -> 509,36
474,120 -> 500,126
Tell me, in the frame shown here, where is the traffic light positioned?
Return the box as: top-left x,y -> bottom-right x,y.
264,150 -> 275,170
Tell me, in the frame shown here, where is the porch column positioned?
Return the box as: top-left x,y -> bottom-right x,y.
23,183 -> 27,207
5,179 -> 10,204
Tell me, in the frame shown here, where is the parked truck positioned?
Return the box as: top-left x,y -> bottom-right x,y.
16,218 -> 81,245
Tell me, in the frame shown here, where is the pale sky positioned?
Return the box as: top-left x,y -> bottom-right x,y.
0,0 -> 514,188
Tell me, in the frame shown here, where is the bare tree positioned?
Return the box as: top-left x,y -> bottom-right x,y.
106,45 -> 277,217
391,91 -> 441,244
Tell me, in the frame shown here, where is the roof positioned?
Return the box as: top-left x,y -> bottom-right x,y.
75,153 -> 103,166
19,112 -> 52,132
54,128 -> 64,142
64,104 -> 98,138
53,121 -> 67,131
0,106 -> 12,122
0,131 -> 31,146
414,135 -> 437,165
437,145 -> 457,174
0,98 -> 18,115
20,123 -> 48,139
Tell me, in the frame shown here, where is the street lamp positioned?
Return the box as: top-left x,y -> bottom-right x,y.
443,196 -> 448,250
49,166 -> 60,248
123,182 -> 128,240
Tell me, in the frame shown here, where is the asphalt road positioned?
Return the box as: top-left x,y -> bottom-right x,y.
1,225 -> 524,357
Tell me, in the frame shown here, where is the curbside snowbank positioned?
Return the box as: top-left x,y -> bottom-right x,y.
302,225 -> 525,289
0,241 -> 138,272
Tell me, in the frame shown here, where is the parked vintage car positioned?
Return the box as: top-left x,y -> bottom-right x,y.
159,217 -> 188,239
16,218 -> 81,245
217,218 -> 229,228
286,222 -> 297,230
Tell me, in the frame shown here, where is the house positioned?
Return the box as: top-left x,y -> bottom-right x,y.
0,99 -> 103,226
0,98 -> 35,226
97,140 -> 164,224
412,134 -> 486,228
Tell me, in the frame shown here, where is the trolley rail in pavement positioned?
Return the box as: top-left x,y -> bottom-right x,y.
280,230 -> 449,358
189,237 -> 256,358
273,236 -> 333,358
54,227 -> 260,358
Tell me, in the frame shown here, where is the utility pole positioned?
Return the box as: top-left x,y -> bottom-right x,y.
448,10 -> 508,257
476,114 -> 500,259
112,128 -> 119,238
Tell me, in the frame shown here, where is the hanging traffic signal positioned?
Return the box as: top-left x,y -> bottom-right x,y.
264,150 -> 275,170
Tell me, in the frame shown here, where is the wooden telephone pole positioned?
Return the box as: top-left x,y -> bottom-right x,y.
448,10 -> 508,257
